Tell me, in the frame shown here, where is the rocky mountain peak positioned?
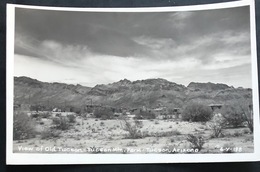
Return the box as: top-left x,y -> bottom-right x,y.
113,78 -> 132,86
187,82 -> 231,91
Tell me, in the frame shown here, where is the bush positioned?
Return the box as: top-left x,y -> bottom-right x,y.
182,103 -> 213,122
209,114 -> 225,138
186,134 -> 205,151
243,128 -> 250,134
233,131 -> 242,137
52,117 -> 61,125
58,117 -> 70,130
30,104 -> 46,112
70,106 -> 81,114
13,112 -> 36,140
40,128 -> 61,139
67,114 -> 76,123
210,124 -> 223,138
30,112 -> 40,118
134,120 -> 143,128
94,108 -> 114,119
52,116 -> 70,130
122,119 -> 142,139
41,112 -> 51,118
171,129 -> 181,135
126,141 -> 137,147
220,99 -> 253,132
220,104 -> 245,128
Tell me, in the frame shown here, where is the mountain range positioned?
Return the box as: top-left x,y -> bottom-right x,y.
14,76 -> 252,110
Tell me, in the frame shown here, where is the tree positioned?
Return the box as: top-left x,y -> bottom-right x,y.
121,118 -> 143,139
209,114 -> 226,138
238,99 -> 253,133
182,103 -> 213,122
221,99 -> 253,132
220,105 -> 245,128
13,112 -> 36,140
186,134 -> 205,152
94,107 -> 114,120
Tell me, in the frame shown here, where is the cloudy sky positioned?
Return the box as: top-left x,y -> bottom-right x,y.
14,6 -> 252,88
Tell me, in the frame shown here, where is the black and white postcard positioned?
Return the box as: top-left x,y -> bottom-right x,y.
6,0 -> 260,164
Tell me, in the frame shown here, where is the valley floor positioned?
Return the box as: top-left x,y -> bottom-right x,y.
13,117 -> 254,154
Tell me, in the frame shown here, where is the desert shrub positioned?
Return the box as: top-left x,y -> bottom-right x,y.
13,112 -> 36,140
186,134 -> 205,151
55,113 -> 61,117
94,108 -> 114,120
246,117 -> 253,133
100,121 -> 105,126
220,99 -> 253,132
41,112 -> 51,118
220,104 -> 245,128
70,106 -> 81,114
210,124 -> 223,138
239,100 -> 253,133
52,116 -> 70,130
122,119 -> 142,139
126,141 -> 137,147
81,106 -> 94,114
30,112 -> 40,118
40,128 -> 61,139
209,114 -> 226,138
171,129 -> 181,135
52,117 -> 61,125
67,114 -> 76,123
243,128 -> 250,134
57,117 -> 70,130
182,103 -> 213,122
81,113 -> 86,118
233,131 -> 243,137
134,120 -> 143,128
30,104 -> 46,112
162,130 -> 181,137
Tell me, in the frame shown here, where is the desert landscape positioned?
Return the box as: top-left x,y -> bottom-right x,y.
13,77 -> 254,154
13,113 -> 254,154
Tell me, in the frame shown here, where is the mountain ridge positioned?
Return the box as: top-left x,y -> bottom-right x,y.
14,76 -> 252,110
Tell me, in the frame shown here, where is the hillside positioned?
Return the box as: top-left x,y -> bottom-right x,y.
14,76 -> 252,110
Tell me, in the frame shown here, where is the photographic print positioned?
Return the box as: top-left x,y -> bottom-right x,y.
6,0 -> 260,164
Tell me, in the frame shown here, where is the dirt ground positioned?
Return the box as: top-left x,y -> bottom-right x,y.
13,115 -> 254,154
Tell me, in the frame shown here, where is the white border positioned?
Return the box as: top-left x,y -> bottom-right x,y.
6,0 -> 260,164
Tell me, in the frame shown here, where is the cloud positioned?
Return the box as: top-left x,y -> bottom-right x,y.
14,6 -> 252,88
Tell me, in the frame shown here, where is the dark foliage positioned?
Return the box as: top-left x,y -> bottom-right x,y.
13,112 -> 36,140
182,103 -> 213,122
